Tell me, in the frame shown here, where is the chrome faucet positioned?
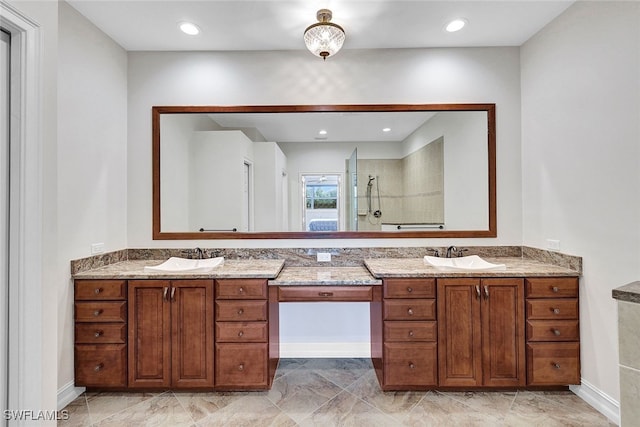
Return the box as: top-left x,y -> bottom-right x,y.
446,246 -> 457,258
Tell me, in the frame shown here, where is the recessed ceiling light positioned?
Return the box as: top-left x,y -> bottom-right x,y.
179,22 -> 200,36
445,19 -> 467,33
382,127 -> 391,132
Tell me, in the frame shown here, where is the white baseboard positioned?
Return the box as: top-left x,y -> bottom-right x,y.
57,381 -> 85,411
279,342 -> 371,358
570,378 -> 620,426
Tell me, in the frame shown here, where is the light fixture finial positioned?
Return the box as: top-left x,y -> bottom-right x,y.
304,8 -> 345,60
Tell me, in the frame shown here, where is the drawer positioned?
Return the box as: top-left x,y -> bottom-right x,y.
75,323 -> 126,344
384,299 -> 436,321
215,343 -> 269,388
527,342 -> 580,385
527,320 -> 579,342
75,301 -> 126,323
216,300 -> 267,322
216,279 -> 267,300
384,321 -> 437,342
526,299 -> 578,320
278,286 -> 373,302
384,278 -> 435,299
75,344 -> 127,387
525,278 -> 578,298
216,322 -> 268,343
75,280 -> 126,300
383,342 -> 438,387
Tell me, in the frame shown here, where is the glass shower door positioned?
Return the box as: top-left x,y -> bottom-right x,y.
346,148 -> 358,231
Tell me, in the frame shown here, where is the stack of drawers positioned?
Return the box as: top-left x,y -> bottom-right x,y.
525,277 -> 580,385
74,280 -> 127,387
382,278 -> 438,388
215,279 -> 270,389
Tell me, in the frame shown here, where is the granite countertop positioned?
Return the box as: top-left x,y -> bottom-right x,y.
72,259 -> 285,280
364,257 -> 580,278
612,281 -> 640,304
269,266 -> 382,286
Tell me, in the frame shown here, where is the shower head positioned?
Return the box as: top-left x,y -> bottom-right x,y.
367,175 -> 375,186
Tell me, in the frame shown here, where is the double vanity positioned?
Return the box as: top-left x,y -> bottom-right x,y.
72,250 -> 581,393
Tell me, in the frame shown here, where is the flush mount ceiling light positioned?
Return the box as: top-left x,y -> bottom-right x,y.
304,9 -> 346,60
179,22 -> 200,36
445,18 -> 467,33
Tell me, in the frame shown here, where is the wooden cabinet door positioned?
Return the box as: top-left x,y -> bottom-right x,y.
437,278 -> 482,387
171,280 -> 214,388
128,280 -> 171,388
481,278 -> 525,387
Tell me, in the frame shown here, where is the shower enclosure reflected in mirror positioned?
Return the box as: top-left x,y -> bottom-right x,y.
152,104 -> 496,239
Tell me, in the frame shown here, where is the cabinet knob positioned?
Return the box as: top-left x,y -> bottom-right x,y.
238,331 -> 244,338
238,287 -> 245,294
552,286 -> 559,293
238,363 -> 245,371
553,329 -> 561,336
408,330 -> 414,337
407,308 -> 414,316
94,287 -> 102,295
94,363 -> 104,372
94,330 -> 103,338
552,362 -> 561,369
408,362 -> 415,369
406,287 -> 413,293
552,308 -> 560,315
237,309 -> 244,315
93,309 -> 103,317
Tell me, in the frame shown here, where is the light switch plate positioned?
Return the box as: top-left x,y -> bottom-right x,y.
546,239 -> 560,251
317,252 -> 331,262
91,242 -> 105,255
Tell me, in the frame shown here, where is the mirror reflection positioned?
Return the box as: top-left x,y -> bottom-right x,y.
153,105 -> 496,239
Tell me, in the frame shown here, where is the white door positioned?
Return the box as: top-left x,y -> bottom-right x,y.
0,28 -> 10,418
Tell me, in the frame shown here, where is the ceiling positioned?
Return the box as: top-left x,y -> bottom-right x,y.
67,0 -> 574,52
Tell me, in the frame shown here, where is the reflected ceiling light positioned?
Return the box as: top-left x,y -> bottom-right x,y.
179,22 -> 200,35
304,9 -> 346,60
445,18 -> 467,32
318,129 -> 328,135
382,127 -> 391,132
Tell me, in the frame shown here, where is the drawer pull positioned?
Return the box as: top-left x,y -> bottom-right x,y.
409,362 -> 415,369
94,330 -> 104,338
238,287 -> 245,294
93,309 -> 103,317
552,308 -> 561,315
238,363 -> 245,371
407,308 -> 414,316
552,362 -> 561,369
408,330 -> 414,337
238,331 -> 244,338
94,363 -> 104,372
318,292 -> 334,297
552,329 -> 561,336
406,287 -> 413,293
552,286 -> 559,293
94,287 -> 103,295
237,309 -> 244,315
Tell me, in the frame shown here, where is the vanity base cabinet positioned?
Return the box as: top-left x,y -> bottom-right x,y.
525,278 -> 580,386
379,278 -> 438,390
74,280 -> 128,388
437,278 -> 526,388
214,279 -> 277,390
128,280 -> 214,389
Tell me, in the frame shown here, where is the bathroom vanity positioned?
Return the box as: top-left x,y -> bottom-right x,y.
72,254 -> 580,392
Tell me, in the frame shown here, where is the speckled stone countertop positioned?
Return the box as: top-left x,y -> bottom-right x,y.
612,281 -> 640,304
364,257 -> 580,278
269,266 -> 382,286
72,259 -> 285,279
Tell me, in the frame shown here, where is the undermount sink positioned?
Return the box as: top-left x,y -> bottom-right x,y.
424,255 -> 506,271
144,256 -> 224,273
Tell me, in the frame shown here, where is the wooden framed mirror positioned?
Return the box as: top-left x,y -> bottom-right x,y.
152,104 -> 496,239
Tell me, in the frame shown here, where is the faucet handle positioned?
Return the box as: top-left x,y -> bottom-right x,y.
457,248 -> 469,257
428,248 -> 440,257
180,249 -> 193,259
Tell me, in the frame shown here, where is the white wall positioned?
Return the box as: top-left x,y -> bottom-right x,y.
127,47 -> 522,248
521,0 -> 640,408
57,0 -> 128,402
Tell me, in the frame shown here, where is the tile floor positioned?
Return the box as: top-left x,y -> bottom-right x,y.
61,358 -> 615,426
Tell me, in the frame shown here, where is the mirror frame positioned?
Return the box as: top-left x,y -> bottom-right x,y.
152,103 -> 496,240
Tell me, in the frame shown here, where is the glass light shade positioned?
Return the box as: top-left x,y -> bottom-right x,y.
304,9 -> 345,60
